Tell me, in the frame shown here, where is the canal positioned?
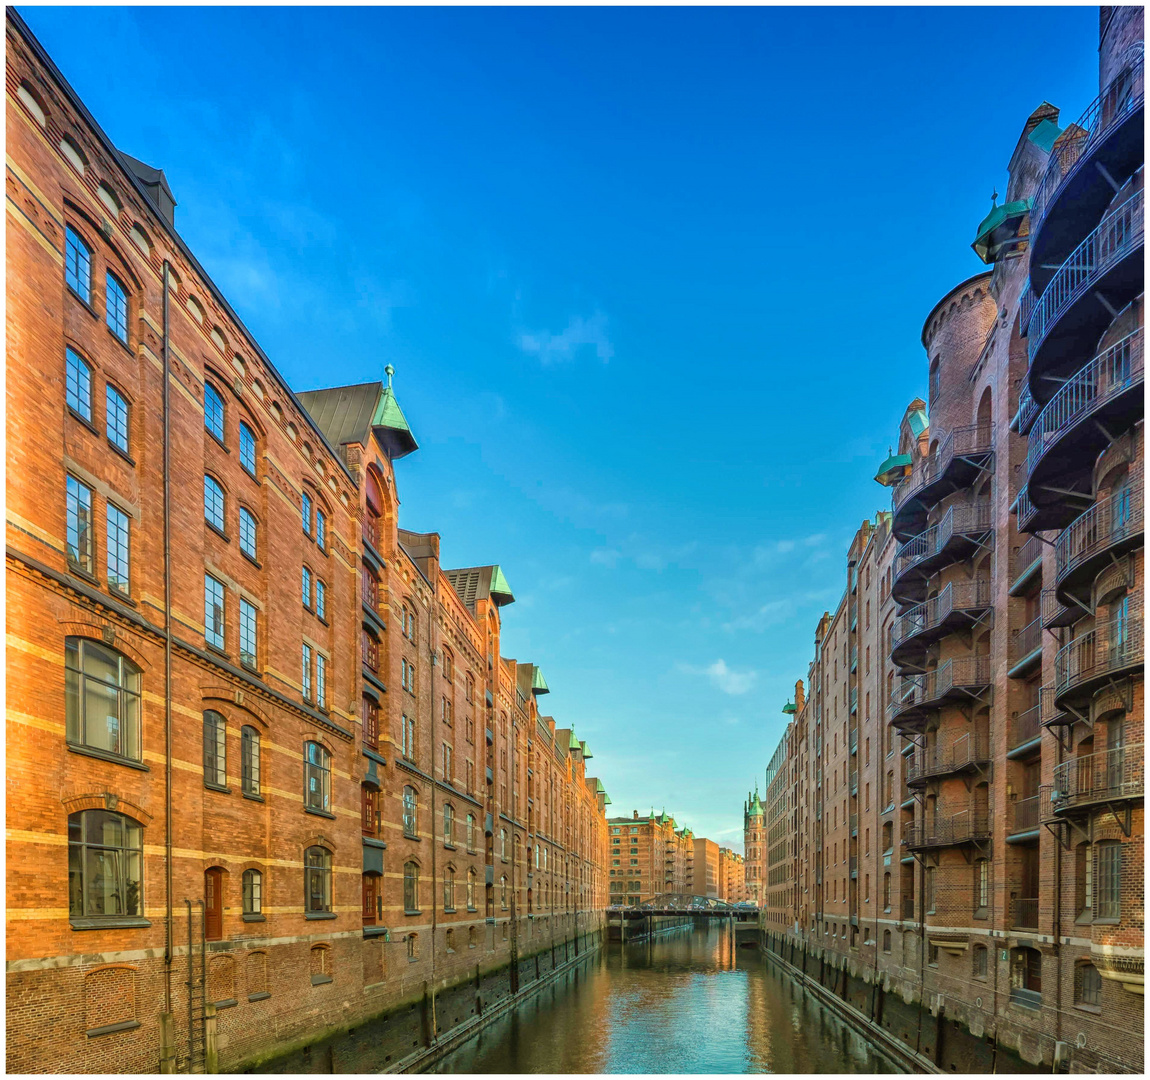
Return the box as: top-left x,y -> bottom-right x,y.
429,923 -> 901,1073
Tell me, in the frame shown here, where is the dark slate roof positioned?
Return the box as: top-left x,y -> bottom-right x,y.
444,565 -> 515,611
297,381 -> 383,451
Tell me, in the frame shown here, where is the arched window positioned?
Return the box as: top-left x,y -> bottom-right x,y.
304,742 -> 331,812
239,422 -> 257,477
1097,840 -> 1122,920
1075,841 -> 1093,917
239,507 -> 257,560
500,875 -> 508,909
204,475 -> 225,531
315,507 -> 326,552
302,565 -> 312,608
203,710 -> 226,788
883,872 -> 891,911
466,813 -> 476,851
973,944 -> 988,978
882,929 -> 891,953
241,726 -> 260,795
242,869 -> 262,916
67,809 -> 143,921
304,846 -> 332,914
402,786 -> 417,836
407,932 -> 418,960
204,383 -> 225,442
65,225 -> 91,301
1075,962 -> 1102,1008
442,648 -> 454,681
500,828 -> 507,859
925,866 -> 936,913
404,861 -> 420,913
316,578 -> 327,620
106,383 -> 130,453
443,803 -> 455,844
65,637 -> 141,760
467,868 -> 477,910
106,271 -> 128,342
364,469 -> 384,549
404,605 -> 416,643
469,925 -> 477,949
928,358 -> 941,403
974,858 -> 989,912
65,347 -> 92,421
444,866 -> 456,911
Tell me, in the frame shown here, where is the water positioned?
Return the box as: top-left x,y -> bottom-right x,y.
430,923 -> 898,1073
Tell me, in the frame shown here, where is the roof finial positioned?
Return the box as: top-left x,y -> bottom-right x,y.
385,363 -> 395,388
991,188 -> 999,207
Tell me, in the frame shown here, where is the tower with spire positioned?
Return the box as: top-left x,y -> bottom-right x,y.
744,783 -> 765,906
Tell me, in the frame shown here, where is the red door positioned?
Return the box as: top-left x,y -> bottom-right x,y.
205,868 -> 223,941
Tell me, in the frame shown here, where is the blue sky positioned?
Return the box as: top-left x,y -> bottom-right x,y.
24,6 -> 1098,851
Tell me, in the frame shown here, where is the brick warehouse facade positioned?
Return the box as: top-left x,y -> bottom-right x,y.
748,8 -> 1143,1074
5,11 -> 610,1074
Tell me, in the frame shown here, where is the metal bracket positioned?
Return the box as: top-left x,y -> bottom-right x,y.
1102,803 -> 1133,838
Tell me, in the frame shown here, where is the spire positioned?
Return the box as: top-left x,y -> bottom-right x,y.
371,364 -> 418,459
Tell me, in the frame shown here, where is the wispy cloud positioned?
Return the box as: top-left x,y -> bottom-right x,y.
679,659 -> 759,696
517,311 -> 614,366
590,547 -> 622,568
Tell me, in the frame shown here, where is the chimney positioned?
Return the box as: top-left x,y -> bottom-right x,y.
795,680 -> 806,711
633,810 -> 638,820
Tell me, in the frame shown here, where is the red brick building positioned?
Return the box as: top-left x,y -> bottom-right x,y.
5,11 -> 610,1072
751,8 -> 1143,1072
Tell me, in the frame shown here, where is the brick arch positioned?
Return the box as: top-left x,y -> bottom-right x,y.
302,730 -> 335,757
56,620 -> 152,672
83,964 -> 136,1032
200,688 -> 271,731
62,791 -> 152,826
303,834 -> 336,853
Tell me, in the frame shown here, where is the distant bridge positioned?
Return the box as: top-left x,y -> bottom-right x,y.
607,893 -> 759,918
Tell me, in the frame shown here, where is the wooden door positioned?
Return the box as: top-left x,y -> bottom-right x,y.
205,868 -> 223,941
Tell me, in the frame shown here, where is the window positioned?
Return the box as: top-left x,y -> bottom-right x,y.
928,359 -> 940,402
65,348 -> 92,421
466,813 -> 476,851
204,475 -> 225,532
500,875 -> 508,909
363,696 -> 380,750
106,272 -> 128,342
973,944 -> 988,978
64,637 -> 140,760
204,574 -> 225,650
442,697 -> 454,726
68,810 -> 143,921
304,847 -> 332,914
882,929 -> 891,953
204,383 -> 225,442
302,566 -> 312,608
443,649 -> 454,681
242,869 -> 262,916
1097,841 -> 1121,920
401,715 -> 416,761
402,658 -> 415,694
403,606 -> 416,643
1076,963 -> 1102,1008
239,508 -> 257,560
302,492 -> 312,536
203,710 -> 226,788
973,858 -> 989,912
304,742 -> 330,812
241,726 -> 260,795
316,579 -> 326,621
239,422 -> 257,476
402,786 -> 417,836
500,828 -> 507,859
443,803 -> 455,844
407,933 -> 418,960
316,510 -> 326,551
65,226 -> 91,302
404,861 -> 420,913
925,866 -> 936,913
362,873 -> 380,924
106,503 -> 130,595
106,384 -> 129,453
302,643 -> 313,701
316,653 -> 327,710
443,743 -> 452,781
1076,842 -> 1093,918
467,868 -> 477,909
66,474 -> 95,574
444,867 -> 456,911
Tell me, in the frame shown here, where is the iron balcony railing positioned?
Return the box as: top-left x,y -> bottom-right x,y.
850,646 -> 858,671
1010,703 -> 1043,750
1009,896 -> 1040,931
1028,188 -> 1144,363
1012,381 -> 1040,435
1015,485 -> 1038,532
1055,482 -> 1144,588
1009,615 -> 1044,668
849,856 -> 858,874
1020,282 -> 1037,333
1052,744 -> 1144,810
905,812 -> 991,849
849,730 -> 858,755
849,813 -> 857,835
892,579 -> 993,650
1011,535 -> 1044,587
887,656 -> 992,722
895,502 -> 994,578
1031,56 -> 1145,229
1054,602 -> 1143,697
1027,330 -> 1143,482
849,688 -> 858,714
1009,794 -> 1041,835
907,732 -> 990,784
892,424 -> 995,514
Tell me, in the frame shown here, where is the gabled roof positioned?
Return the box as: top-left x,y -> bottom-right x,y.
297,366 -> 418,461
444,565 -> 515,611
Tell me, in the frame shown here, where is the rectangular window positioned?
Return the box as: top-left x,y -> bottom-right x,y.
65,475 -> 94,573
316,510 -> 326,551
239,422 -> 256,476
239,508 -> 257,560
203,711 -> 226,788
106,272 -> 128,341
302,492 -> 312,535
316,652 -> 327,710
106,385 -> 129,453
239,598 -> 257,669
241,727 -> 260,796
65,348 -> 92,421
316,579 -> 326,620
204,575 -> 225,649
1097,842 -> 1121,920
443,743 -> 452,781
302,643 -> 313,701
302,566 -> 312,608
106,503 -> 130,594
65,226 -> 90,301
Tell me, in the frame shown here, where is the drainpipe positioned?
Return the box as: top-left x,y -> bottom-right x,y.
162,260 -> 175,1018
428,594 -> 438,1041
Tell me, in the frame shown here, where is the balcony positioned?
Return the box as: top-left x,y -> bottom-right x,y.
1009,535 -> 1044,596
887,655 -> 992,731
1008,615 -> 1044,678
905,812 -> 991,851
849,730 -> 858,756
1027,189 -> 1144,407
1007,795 -> 1041,840
906,733 -> 990,786
1054,605 -> 1143,707
849,813 -> 857,836
1030,57 -> 1144,294
1041,587 -> 1079,631
892,424 -> 995,541
1051,744 -> 1144,814
1015,483 -> 1063,536
892,502 -> 994,606
891,579 -> 994,670
849,688 -> 858,715
1008,703 -> 1043,757
1038,684 -> 1072,730
1009,896 -> 1040,931
1027,331 -> 1144,520
1054,482 -> 1144,608
1012,381 -> 1041,437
